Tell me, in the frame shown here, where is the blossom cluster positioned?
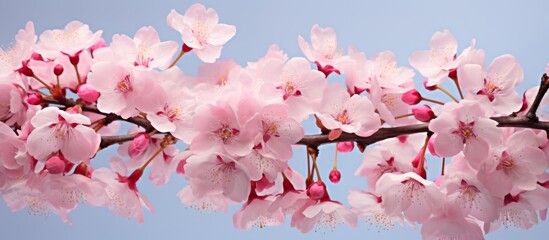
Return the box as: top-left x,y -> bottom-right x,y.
1,3 -> 548,239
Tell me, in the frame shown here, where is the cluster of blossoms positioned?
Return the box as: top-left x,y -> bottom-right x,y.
1,3 -> 549,239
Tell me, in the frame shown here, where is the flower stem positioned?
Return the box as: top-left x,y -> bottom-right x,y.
168,47 -> 186,69
436,85 -> 459,103
422,97 -> 445,105
452,78 -> 464,99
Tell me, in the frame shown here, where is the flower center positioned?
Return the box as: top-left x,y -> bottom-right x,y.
453,121 -> 476,143
214,124 -> 239,143
335,109 -> 350,124
117,75 -> 133,93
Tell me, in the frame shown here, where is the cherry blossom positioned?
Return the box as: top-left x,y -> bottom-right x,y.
298,24 -> 350,76
36,21 -> 102,59
167,3 -> 236,63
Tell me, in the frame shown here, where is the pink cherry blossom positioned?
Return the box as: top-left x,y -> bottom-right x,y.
184,153 -> 251,202
459,54 -> 524,115
239,148 -> 287,182
291,200 -> 357,233
36,21 -> 102,59
429,100 -> 501,163
348,190 -> 401,230
167,4 -> 236,63
478,129 -> 547,197
370,77 -> 413,126
87,61 -> 154,119
0,83 -> 35,127
29,50 -> 94,91
409,30 -> 460,86
369,51 -> 415,90
178,185 -> 232,213
485,193 -> 538,232
421,214 -> 484,240
316,84 -> 380,137
0,21 -> 36,80
298,24 -> 350,76
137,68 -> 197,143
355,145 -> 414,190
92,157 -> 153,223
259,57 -> 327,121
110,26 -> 178,69
233,196 -> 285,229
26,107 -> 100,166
376,172 -> 444,223
0,121 -> 29,188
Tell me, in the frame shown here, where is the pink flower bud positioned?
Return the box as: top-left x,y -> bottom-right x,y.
411,104 -> 435,122
329,169 -> 341,183
27,93 -> 43,105
45,155 -> 66,174
128,133 -> 150,159
307,181 -> 327,200
77,84 -> 100,103
336,141 -> 354,152
427,136 -> 439,157
31,52 -> 44,61
401,89 -> 422,105
423,79 -> 437,91
54,64 -> 64,76
90,38 -> 107,58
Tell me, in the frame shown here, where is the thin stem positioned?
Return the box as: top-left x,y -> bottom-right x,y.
307,152 -> 311,180
32,75 -> 53,92
168,48 -> 186,69
417,134 -> 431,172
436,85 -> 459,103
422,97 -> 445,105
394,113 -> 414,120
452,78 -> 464,99
73,64 -> 82,85
441,157 -> 446,176
312,153 -> 321,182
333,145 -> 338,169
139,145 -> 165,171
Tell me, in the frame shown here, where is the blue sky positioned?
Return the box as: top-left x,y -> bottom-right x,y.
1,1 -> 549,239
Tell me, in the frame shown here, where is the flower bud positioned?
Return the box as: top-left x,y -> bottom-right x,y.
17,60 -> 34,77
77,84 -> 100,103
423,79 -> 437,91
27,93 -> 43,105
307,181 -> 327,200
54,64 -> 64,76
90,38 -> 107,58
329,169 -> 341,184
128,133 -> 150,159
336,142 -> 354,153
411,104 -> 435,122
45,155 -> 66,174
31,52 -> 44,61
401,89 -> 422,105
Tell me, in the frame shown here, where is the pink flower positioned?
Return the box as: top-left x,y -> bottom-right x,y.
0,21 -> 36,79
110,26 -> 178,69
355,145 -> 414,190
298,24 -> 349,76
36,21 -> 102,59
485,193 -> 538,232
167,4 -> 236,63
458,54 -> 524,115
0,121 -> 29,186
190,101 -> 258,156
316,84 -> 380,137
348,190 -> 401,230
429,100 -> 501,163
421,215 -> 484,240
184,153 -> 251,202
0,84 -> 34,127
259,57 -> 327,121
178,185 -> 232,213
409,30 -> 460,86
87,61 -> 154,119
138,68 -> 197,143
256,104 -> 303,161
369,51 -> 415,90
233,197 -> 285,229
376,172 -> 444,223
239,148 -> 287,182
26,107 -> 100,166
441,173 -> 501,222
92,157 -> 153,223
369,78 -> 413,126
478,129 -> 547,197
291,200 -> 357,233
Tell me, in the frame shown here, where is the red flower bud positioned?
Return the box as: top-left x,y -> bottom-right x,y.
401,89 -> 422,105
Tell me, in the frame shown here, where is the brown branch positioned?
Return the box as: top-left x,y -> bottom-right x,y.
526,73 -> 549,121
43,98 -> 155,132
296,116 -> 549,148
100,133 -> 138,149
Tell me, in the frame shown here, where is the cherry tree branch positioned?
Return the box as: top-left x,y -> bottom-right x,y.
526,73 -> 549,121
43,98 -> 155,131
296,116 -> 549,148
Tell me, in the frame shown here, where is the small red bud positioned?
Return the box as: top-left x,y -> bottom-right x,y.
411,104 -> 435,122
77,84 -> 100,103
45,155 -> 66,174
31,52 -> 44,61
329,169 -> 341,184
336,142 -> 354,153
54,64 -> 64,76
128,133 -> 151,159
401,89 -> 422,105
27,93 -> 43,105
307,181 -> 327,200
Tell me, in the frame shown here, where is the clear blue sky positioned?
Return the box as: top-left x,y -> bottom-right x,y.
1,1 -> 549,239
